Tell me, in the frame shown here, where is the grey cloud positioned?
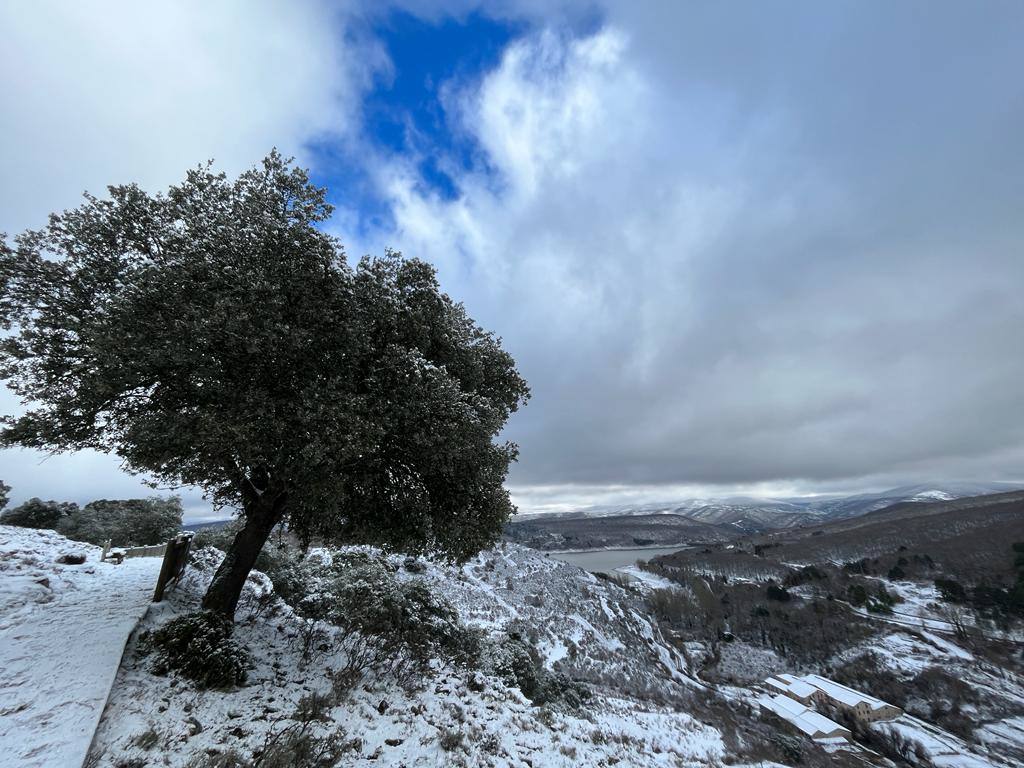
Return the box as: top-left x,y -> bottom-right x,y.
368,2 -> 1024,498
2,2 -> 1022,518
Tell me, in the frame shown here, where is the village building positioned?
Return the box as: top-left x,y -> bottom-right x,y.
764,674 -> 820,706
755,694 -> 852,741
799,674 -> 903,722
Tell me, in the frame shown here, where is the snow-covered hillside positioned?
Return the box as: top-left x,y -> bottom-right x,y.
87,543 -> 732,767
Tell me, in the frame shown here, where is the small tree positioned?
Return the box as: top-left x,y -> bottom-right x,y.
0,480 -> 9,511
0,153 -> 529,618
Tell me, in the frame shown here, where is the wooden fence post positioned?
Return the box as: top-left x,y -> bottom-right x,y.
152,534 -> 194,602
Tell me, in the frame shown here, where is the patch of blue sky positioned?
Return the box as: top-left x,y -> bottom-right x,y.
305,10 -> 525,241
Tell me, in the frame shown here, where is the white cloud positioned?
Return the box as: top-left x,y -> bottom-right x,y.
0,0 -> 381,513
0,0 -> 378,233
361,12 -> 1024,510
3,3 -> 1023,517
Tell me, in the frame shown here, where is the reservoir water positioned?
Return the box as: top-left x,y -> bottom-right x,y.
547,545 -> 686,573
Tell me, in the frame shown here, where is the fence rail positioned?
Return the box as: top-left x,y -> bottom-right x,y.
125,543 -> 167,559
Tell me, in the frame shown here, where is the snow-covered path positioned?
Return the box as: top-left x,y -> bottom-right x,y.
0,526 -> 161,768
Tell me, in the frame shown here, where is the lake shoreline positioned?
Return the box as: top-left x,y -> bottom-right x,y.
544,544 -> 692,574
539,543 -> 692,555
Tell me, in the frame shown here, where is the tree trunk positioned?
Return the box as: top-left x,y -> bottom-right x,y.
202,492 -> 286,619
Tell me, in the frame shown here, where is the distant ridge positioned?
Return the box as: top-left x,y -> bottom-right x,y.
517,481 -> 1023,534
181,519 -> 232,532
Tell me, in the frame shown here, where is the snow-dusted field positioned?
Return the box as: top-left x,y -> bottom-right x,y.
877,715 -> 1002,768
0,525 -> 161,768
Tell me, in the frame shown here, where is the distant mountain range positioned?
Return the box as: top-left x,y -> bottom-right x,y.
516,482 -> 1023,535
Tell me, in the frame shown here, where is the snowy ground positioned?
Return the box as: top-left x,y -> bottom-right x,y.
0,525 -> 161,768
829,619 -> 1024,765
89,544 -> 729,767
876,715 -> 1004,768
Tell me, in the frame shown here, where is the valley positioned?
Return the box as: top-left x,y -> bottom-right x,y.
4,486 -> 1024,767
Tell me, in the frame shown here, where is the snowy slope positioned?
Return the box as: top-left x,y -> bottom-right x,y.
89,544 -> 730,767
0,525 -> 161,768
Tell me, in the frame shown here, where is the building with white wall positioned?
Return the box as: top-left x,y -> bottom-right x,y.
756,694 -> 852,740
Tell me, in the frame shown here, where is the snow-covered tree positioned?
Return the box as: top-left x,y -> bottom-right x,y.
0,152 -> 529,618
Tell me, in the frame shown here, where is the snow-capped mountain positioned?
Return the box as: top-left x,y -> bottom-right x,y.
518,482 -> 1022,533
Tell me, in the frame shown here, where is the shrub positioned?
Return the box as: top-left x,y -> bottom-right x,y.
865,585 -> 898,614
847,584 -> 868,607
439,728 -> 465,752
483,633 -> 589,709
326,556 -> 481,677
145,611 -> 251,688
784,565 -> 826,586
253,541 -> 306,605
1,498 -> 78,530
485,634 -> 542,699
273,549 -> 481,684
2,495 -> 183,547
935,577 -> 966,603
535,671 -> 591,709
766,585 -> 791,602
190,520 -> 243,551
63,497 -> 183,546
770,733 -> 803,764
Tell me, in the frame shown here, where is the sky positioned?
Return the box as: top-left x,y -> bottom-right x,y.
1,1 -> 1023,520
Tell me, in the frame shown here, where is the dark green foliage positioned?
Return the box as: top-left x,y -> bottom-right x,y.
846,583 -> 868,607
64,497 -> 182,546
484,632 -> 589,709
0,497 -> 78,530
887,564 -> 905,580
1014,542 -> 1024,569
933,544 -> 1024,627
0,480 -> 9,511
0,152 -> 529,617
145,611 -> 251,688
327,558 -> 480,669
784,564 -> 826,587
0,494 -> 181,547
936,577 -> 967,603
274,549 -> 481,682
769,733 -> 803,764
842,558 -> 872,575
865,585 -> 897,614
486,634 -> 541,699
535,671 -> 592,709
765,585 -> 791,602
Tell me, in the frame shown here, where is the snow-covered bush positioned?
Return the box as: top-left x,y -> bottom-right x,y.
269,549 -> 481,685
484,634 -> 541,698
482,632 -> 590,709
190,521 -> 243,551
144,611 -> 251,689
